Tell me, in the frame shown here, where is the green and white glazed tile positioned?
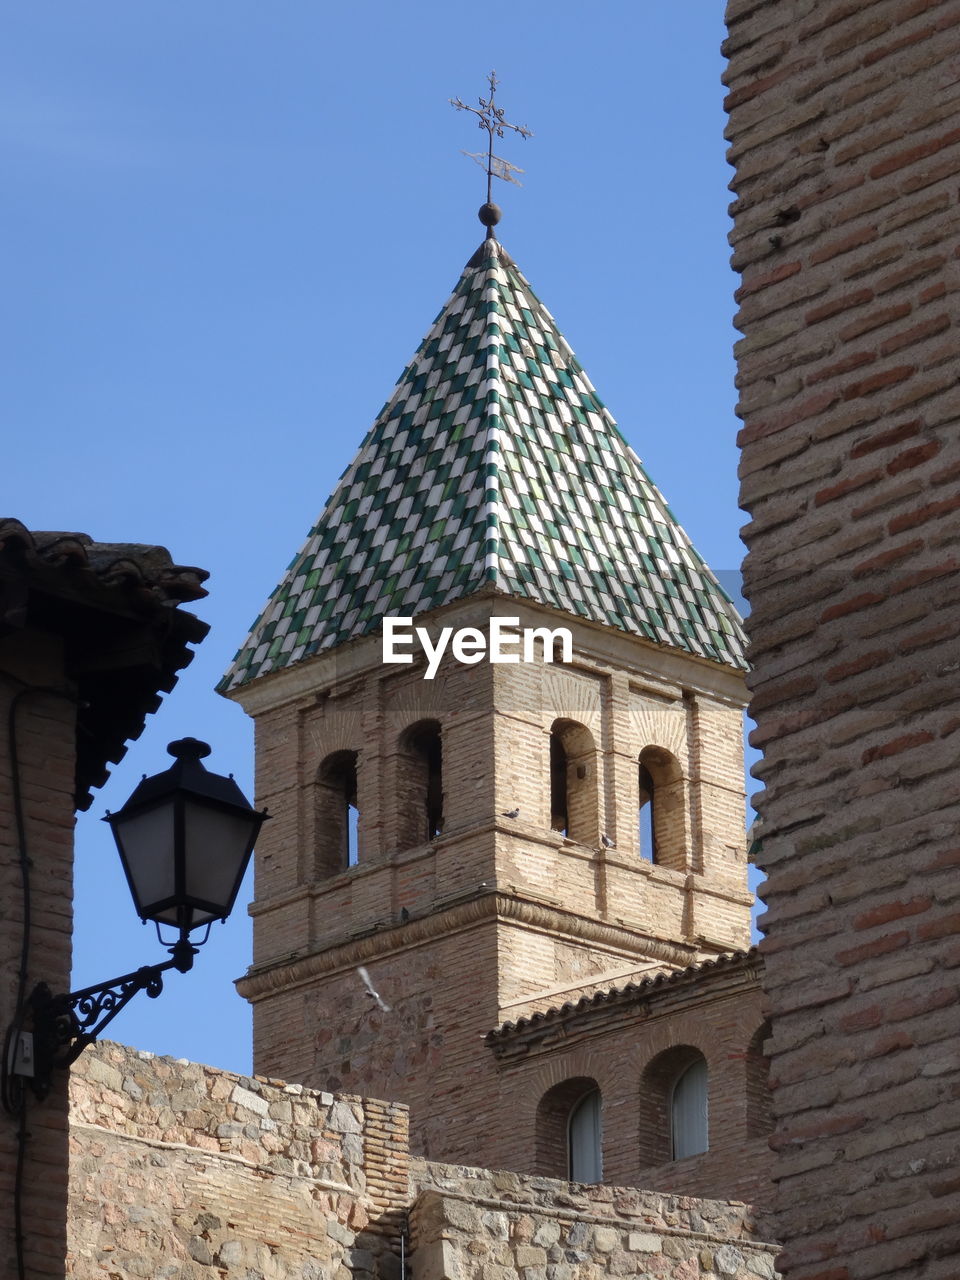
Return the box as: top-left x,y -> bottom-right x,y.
220,238 -> 746,692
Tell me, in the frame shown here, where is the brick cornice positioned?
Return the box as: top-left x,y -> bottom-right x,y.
224,590 -> 748,718
235,889 -> 705,1003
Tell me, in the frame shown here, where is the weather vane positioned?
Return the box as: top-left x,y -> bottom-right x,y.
450,72 -> 532,233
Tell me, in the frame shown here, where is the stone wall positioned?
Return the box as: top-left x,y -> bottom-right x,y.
68,1043 -> 781,1279
410,1161 -> 780,1280
1,634 -> 78,1278
725,0 -> 960,1276
68,1041 -> 409,1279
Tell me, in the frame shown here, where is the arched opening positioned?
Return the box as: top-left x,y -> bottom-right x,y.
639,1045 -> 709,1168
550,732 -> 568,833
536,1077 -> 602,1183
549,719 -> 598,845
745,1022 -> 773,1139
638,761 -> 656,860
568,1087 -> 603,1183
671,1057 -> 708,1159
638,746 -> 686,870
316,750 -> 359,876
396,720 -> 443,849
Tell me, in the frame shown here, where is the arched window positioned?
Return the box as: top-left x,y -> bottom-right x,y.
549,719 -> 598,845
638,762 -> 656,860
396,720 -> 443,849
745,1022 -> 773,1139
639,1045 -> 708,1168
316,750 -> 359,876
550,731 -> 568,833
568,1087 -> 603,1183
536,1077 -> 602,1182
671,1057 -> 708,1159
638,746 -> 686,870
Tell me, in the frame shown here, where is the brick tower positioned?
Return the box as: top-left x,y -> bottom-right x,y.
219,230 -> 752,1168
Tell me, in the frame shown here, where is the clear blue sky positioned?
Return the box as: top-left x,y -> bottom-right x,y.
3,3 -> 758,1074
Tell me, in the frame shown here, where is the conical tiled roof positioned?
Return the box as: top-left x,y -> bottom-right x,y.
220,237 -> 746,692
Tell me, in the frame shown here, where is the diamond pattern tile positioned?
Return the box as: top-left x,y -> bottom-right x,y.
219,238 -> 747,692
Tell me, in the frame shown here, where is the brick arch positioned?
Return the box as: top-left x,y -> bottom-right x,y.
549,718 -> 599,845
628,703 -> 686,763
314,749 -> 360,877
524,1049 -> 611,1098
638,745 -> 686,870
301,706 -> 365,793
535,1075 -> 601,1179
542,671 -> 602,732
396,719 -> 443,848
638,1043 -> 708,1168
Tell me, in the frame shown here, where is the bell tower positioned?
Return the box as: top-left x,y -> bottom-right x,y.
220,231 -> 750,1167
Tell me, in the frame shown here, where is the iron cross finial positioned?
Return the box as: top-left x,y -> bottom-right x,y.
450,71 -> 532,233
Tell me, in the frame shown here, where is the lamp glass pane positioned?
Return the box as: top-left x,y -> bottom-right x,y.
114,803 -> 175,917
183,797 -> 257,916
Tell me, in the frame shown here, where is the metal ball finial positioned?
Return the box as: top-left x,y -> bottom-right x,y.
478,202 -> 502,228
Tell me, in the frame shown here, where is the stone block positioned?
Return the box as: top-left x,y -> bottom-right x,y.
627,1232 -> 662,1253
532,1221 -> 561,1248
592,1226 -> 619,1252
231,1083 -> 270,1116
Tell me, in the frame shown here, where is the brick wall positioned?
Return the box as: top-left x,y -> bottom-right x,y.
487,953 -> 774,1206
235,594 -> 753,1172
725,1 -> 960,1275
0,633 -> 77,1277
409,1160 -> 780,1280
68,1041 -> 409,1278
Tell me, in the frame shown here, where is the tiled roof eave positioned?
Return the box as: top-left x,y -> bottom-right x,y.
0,517 -> 208,809
485,947 -> 761,1050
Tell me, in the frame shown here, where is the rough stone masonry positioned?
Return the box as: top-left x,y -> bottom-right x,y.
67,1041 -> 781,1280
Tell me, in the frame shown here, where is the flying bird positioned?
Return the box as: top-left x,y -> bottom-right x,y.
501,807 -> 520,819
357,966 -> 392,1013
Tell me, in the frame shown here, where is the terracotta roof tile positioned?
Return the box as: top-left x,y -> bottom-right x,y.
0,517 -> 208,808
487,946 -> 760,1042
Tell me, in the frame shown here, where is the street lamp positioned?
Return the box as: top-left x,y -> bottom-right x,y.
4,739 -> 267,1102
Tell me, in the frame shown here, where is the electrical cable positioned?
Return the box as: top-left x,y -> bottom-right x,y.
13,1105 -> 28,1280
3,681 -> 80,1280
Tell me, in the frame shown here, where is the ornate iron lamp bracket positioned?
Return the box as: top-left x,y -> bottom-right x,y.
29,940 -> 195,1094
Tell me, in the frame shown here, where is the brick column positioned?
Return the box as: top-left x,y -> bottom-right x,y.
725,1 -> 960,1276
1,635 -> 77,1278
